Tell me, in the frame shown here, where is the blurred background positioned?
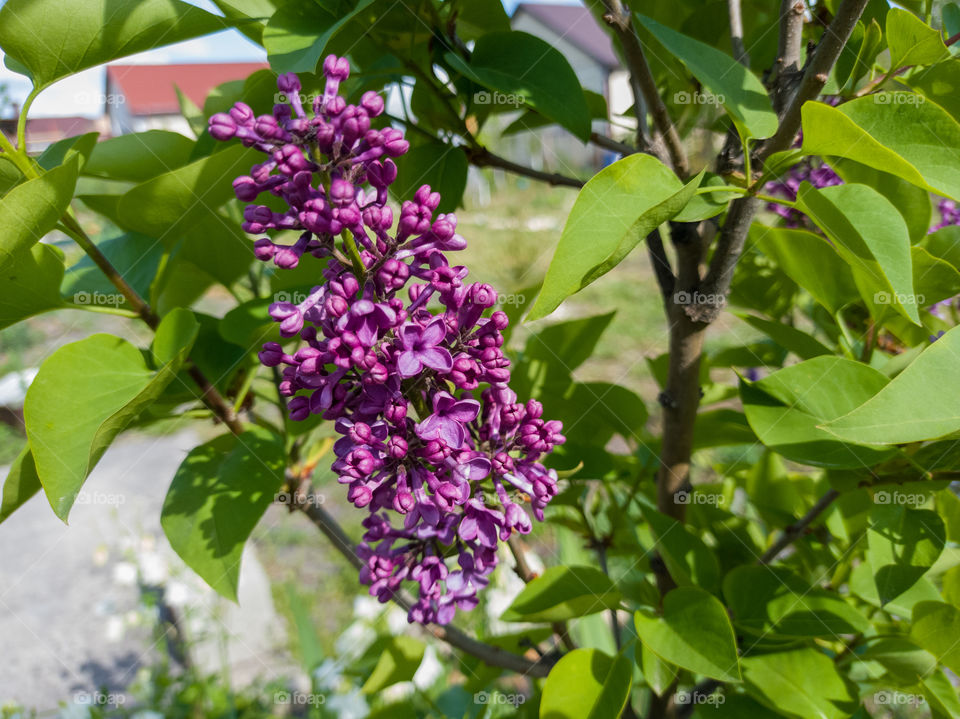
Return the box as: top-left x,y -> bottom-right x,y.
0,1 -> 767,716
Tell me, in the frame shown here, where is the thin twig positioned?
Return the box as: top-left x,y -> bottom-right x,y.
465,146 -> 584,188
590,131 -> 638,156
728,0 -> 750,65
601,0 -> 689,176
772,0 -> 806,113
295,489 -> 555,677
761,0 -> 871,158
759,489 -> 840,564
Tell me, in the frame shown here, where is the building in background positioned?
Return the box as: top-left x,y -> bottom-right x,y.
506,3 -> 632,173
104,62 -> 268,135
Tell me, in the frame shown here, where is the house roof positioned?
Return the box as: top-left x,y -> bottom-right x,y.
23,116 -> 103,138
513,3 -> 619,69
106,62 -> 269,116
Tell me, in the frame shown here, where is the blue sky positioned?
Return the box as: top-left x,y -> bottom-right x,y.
0,0 -> 578,118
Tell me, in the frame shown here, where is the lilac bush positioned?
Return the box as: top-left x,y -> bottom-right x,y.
209,56 -> 564,625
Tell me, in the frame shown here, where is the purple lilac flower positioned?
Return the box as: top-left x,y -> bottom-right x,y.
765,159 -> 842,227
210,58 -> 565,625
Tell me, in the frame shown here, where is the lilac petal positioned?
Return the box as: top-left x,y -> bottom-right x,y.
419,316 -> 447,346
356,317 -> 378,346
415,414 -> 441,441
458,457 -> 490,481
397,350 -> 422,378
459,515 -> 478,542
418,346 -> 453,373
446,398 -> 481,423
436,602 -> 456,625
398,323 -> 420,350
477,518 -> 498,548
438,418 -> 465,448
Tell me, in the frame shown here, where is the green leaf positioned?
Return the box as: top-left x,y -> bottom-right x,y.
25,331 -> 193,521
0,243 -> 66,329
528,155 -> 698,320
800,97 -> 960,201
860,638 -> 937,684
175,86 -> 208,139
361,636 -> 425,694
502,565 -> 622,622
830,158 -> 932,244
752,224 -> 858,314
152,308 -> 200,366
0,0 -> 231,89
390,141 -> 468,214
796,182 -> 919,324
161,427 -> 284,601
911,601 -> 960,674
823,326 -> 960,444
639,505 -> 720,591
445,31 -> 591,141
61,232 -> 164,307
634,587 -> 741,682
868,505 -> 945,605
0,446 -> 42,524
0,157 -> 79,271
908,59 -> 960,123
723,566 -> 870,638
37,132 -> 98,172
117,144 -> 259,239
540,649 -> 633,719
736,314 -> 832,360
264,0 -> 375,74
524,312 -> 616,372
212,0 -> 278,43
740,356 -> 897,468
741,649 -> 857,719
445,31 -> 590,142
922,668 -> 960,719
635,14 -> 778,138
887,7 -> 950,68
84,131 -> 195,182
938,489 -> 960,543
639,643 -> 677,696
455,0 -> 510,40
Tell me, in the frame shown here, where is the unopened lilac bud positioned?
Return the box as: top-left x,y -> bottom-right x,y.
323,54 -> 350,81
253,239 -> 276,261
361,90 -> 385,116
229,102 -> 254,125
208,113 -> 237,141
277,72 -> 301,93
233,176 -> 260,201
288,396 -> 310,421
259,342 -> 285,366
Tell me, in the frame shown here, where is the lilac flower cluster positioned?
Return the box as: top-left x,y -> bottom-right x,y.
932,199 -> 960,231
765,160 -> 842,227
209,56 -> 564,625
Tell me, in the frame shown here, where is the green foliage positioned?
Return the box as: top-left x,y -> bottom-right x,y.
529,155 -> 698,319
161,427 -> 285,600
539,648 -> 633,719
502,566 -> 621,622
4,2 -> 960,716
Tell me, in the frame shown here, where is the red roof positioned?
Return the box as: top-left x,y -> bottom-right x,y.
106,62 -> 269,116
